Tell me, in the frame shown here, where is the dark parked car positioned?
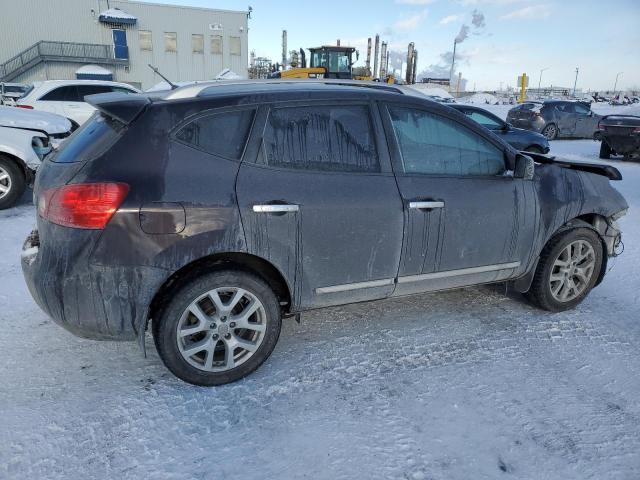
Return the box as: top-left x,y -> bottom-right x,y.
450,104 -> 550,153
596,115 -> 640,159
21,81 -> 628,386
507,100 -> 601,140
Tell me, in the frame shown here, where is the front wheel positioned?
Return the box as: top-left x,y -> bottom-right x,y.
153,270 -> 282,386
0,155 -> 26,210
526,228 -> 603,312
541,123 -> 558,140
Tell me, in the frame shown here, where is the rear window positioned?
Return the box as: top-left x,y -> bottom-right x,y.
50,113 -> 122,163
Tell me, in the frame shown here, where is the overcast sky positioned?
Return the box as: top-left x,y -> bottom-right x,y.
146,0 -> 640,91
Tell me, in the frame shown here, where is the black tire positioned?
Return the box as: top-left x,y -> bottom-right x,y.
153,270 -> 282,386
0,155 -> 26,210
525,228 -> 603,312
524,145 -> 543,154
541,123 -> 558,140
599,141 -> 612,159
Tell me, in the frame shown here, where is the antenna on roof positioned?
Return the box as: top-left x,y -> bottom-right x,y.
148,64 -> 178,90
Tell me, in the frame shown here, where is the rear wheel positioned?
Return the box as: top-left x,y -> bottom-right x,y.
0,155 -> 26,210
599,141 -> 612,159
541,123 -> 558,140
526,228 -> 603,312
153,270 -> 282,386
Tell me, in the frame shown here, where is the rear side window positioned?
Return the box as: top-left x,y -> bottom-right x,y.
51,114 -> 122,163
40,86 -> 79,102
175,109 -> 255,160
258,105 -> 380,173
389,107 -> 505,176
77,85 -> 113,99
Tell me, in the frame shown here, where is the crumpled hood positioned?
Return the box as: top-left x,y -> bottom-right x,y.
0,105 -> 71,135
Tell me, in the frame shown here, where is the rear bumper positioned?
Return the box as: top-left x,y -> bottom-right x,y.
21,228 -> 168,341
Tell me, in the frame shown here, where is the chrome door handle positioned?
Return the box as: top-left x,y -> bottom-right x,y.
409,201 -> 444,210
252,204 -> 299,213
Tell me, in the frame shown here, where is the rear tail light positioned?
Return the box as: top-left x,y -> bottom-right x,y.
38,182 -> 129,229
16,104 -> 34,109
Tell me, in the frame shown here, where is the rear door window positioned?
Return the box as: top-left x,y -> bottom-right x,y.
76,85 -> 113,100
174,109 -> 255,160
50,113 -> 122,163
258,104 -> 380,173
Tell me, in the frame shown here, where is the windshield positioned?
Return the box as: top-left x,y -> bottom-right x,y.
311,50 -> 351,73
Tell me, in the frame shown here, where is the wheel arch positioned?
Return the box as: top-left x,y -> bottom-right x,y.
146,251 -> 293,334
512,213 -> 609,293
0,151 -> 29,180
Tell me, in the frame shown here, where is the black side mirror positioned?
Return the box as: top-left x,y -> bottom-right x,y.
515,153 -> 535,180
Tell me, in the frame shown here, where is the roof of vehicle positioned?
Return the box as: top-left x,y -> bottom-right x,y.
22,80 -> 141,98
160,79 -> 407,101
0,105 -> 71,134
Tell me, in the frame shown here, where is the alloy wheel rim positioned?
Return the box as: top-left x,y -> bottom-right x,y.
0,166 -> 11,199
549,240 -> 596,302
543,125 -> 556,139
176,287 -> 267,372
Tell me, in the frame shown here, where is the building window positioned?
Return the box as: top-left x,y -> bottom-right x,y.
164,32 -> 177,53
192,34 -> 204,54
139,30 -> 152,51
229,36 -> 241,56
210,35 -> 222,55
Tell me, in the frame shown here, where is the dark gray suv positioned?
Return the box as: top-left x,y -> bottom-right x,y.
21,81 -> 628,386
507,100 -> 601,140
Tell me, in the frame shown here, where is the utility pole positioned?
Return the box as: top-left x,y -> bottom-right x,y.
572,67 -> 579,97
538,67 -> 549,96
613,71 -> 623,95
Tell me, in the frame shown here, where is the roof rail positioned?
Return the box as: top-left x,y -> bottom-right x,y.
163,79 -> 405,100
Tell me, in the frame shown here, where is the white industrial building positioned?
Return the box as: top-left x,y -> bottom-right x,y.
0,0 -> 249,90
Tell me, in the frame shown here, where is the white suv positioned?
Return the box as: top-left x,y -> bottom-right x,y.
16,80 -> 140,126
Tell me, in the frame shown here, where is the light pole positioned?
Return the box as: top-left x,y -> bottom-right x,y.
538,67 -> 549,98
572,67 -> 579,97
613,72 -> 623,96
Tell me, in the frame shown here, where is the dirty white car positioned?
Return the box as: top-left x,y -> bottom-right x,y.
16,80 -> 140,126
0,106 -> 72,209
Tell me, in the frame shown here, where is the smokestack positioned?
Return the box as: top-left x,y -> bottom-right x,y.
411,49 -> 418,84
366,38 -> 372,73
379,42 -> 387,79
282,30 -> 287,67
373,34 -> 380,78
337,39 -> 340,46
449,40 -> 457,88
405,42 -> 415,84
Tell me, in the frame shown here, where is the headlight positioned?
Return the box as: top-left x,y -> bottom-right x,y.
611,208 -> 628,221
32,136 -> 52,159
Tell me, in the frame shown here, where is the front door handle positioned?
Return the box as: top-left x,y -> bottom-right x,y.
408,201 -> 444,210
252,204 -> 299,213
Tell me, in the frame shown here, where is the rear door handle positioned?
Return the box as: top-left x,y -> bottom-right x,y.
409,201 -> 444,210
252,204 -> 299,213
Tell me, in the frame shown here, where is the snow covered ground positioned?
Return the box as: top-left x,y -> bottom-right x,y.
1,140 -> 639,479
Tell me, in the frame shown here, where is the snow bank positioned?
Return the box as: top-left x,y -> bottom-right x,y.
406,85 -> 453,99
465,93 -> 499,105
